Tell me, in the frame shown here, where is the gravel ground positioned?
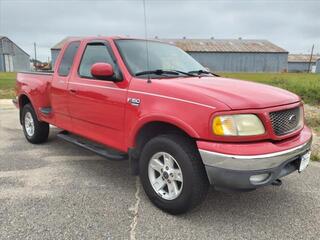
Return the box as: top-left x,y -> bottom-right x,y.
0,99 -> 320,240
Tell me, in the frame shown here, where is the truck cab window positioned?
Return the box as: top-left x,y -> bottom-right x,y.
58,41 -> 80,76
79,44 -> 114,78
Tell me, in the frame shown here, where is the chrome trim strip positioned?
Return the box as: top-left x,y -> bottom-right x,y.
199,138 -> 312,171
200,141 -> 309,160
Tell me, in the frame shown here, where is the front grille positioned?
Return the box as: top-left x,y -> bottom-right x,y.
269,107 -> 301,136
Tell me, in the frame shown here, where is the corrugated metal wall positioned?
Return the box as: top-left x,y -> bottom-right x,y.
0,39 -> 4,71
12,45 -> 30,71
188,52 -> 288,72
0,37 -> 30,72
316,59 -> 320,73
288,62 -> 315,72
0,55 -> 4,71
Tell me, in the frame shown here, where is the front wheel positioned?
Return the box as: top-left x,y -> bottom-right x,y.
22,104 -> 49,144
139,134 -> 209,214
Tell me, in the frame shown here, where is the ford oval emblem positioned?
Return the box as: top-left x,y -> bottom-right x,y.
288,114 -> 297,123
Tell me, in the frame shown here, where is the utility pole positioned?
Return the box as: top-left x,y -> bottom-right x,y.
34,42 -> 37,71
308,44 -> 314,73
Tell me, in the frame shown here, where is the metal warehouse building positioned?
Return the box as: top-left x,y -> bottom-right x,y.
162,39 -> 288,72
316,59 -> 320,73
51,37 -> 70,69
288,54 -> 320,72
51,37 -> 288,72
0,36 -> 30,72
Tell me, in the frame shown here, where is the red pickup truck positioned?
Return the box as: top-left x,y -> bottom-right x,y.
14,36 -> 312,214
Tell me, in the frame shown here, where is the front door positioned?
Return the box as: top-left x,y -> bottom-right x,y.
68,41 -> 127,151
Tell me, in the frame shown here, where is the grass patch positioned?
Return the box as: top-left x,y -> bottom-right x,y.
0,72 -> 16,99
220,73 -> 320,106
311,153 -> 320,162
306,115 -> 320,134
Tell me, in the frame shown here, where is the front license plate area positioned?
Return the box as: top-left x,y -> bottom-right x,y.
299,151 -> 311,172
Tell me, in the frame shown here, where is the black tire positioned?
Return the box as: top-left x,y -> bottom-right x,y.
22,104 -> 49,144
139,134 -> 209,214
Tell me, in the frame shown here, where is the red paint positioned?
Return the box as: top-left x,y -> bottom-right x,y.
15,36 -> 310,155
91,63 -> 114,78
197,126 -> 312,156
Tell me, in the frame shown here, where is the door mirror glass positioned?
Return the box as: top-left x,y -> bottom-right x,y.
91,63 -> 114,80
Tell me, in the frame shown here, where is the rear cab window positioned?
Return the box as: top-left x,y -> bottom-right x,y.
58,41 -> 80,76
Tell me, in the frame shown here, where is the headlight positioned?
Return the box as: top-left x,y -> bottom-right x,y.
212,114 -> 265,136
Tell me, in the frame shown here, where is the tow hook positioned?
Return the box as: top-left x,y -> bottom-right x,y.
272,179 -> 282,186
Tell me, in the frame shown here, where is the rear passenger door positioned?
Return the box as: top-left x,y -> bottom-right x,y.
68,41 -> 127,150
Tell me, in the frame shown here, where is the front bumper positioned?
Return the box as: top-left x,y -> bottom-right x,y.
198,128 -> 312,191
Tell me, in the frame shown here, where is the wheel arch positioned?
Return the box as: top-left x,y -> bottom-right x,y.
18,93 -> 37,124
129,115 -> 199,149
128,116 -> 200,175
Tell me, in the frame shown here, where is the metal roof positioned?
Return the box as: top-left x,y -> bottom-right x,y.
0,35 -> 30,56
288,54 -> 320,63
161,39 -> 288,53
52,37 -> 287,53
51,36 -> 129,49
51,37 -> 78,50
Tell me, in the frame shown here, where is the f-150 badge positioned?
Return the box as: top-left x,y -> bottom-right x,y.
128,98 -> 141,106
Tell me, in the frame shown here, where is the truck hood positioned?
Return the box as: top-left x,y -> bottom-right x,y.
166,76 -> 300,110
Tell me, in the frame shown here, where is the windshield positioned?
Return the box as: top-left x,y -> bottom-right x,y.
115,39 -> 206,77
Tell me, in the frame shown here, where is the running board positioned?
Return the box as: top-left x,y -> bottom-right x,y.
39,107 -> 52,115
57,131 -> 127,161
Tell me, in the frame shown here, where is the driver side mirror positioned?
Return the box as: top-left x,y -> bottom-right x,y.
91,63 -> 114,80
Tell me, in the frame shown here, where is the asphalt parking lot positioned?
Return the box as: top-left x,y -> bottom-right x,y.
0,100 -> 320,240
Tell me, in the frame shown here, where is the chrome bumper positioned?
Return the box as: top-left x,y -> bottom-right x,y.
199,138 -> 312,171
199,138 -> 312,190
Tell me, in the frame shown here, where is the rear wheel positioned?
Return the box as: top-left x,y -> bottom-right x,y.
139,134 -> 209,214
22,104 -> 49,144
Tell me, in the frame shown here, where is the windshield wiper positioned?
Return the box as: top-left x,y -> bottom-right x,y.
135,69 -> 179,77
172,70 -> 197,77
188,70 -> 220,77
135,69 -> 196,77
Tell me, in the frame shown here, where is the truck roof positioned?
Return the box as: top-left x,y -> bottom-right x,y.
51,36 -> 145,50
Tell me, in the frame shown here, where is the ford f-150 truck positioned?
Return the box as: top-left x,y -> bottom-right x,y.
14,36 -> 312,214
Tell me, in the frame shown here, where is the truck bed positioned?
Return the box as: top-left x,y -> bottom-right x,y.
16,71 -> 53,118
19,70 -> 54,75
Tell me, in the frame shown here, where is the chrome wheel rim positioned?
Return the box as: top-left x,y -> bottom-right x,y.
148,152 -> 183,200
24,112 -> 35,137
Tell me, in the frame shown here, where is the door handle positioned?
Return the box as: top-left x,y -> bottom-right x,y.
70,89 -> 77,94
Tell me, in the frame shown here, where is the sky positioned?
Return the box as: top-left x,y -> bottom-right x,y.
0,0 -> 319,61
